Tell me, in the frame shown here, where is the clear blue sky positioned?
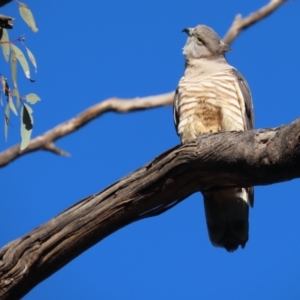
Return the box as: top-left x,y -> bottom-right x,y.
1,0 -> 300,299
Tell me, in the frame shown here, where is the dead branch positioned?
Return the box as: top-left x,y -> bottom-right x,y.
0,0 -> 14,28
0,14 -> 13,29
1,119 -> 300,299
0,92 -> 174,168
0,1 -> 287,168
223,0 -> 287,45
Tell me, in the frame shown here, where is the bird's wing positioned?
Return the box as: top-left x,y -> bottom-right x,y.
231,68 -> 254,207
231,68 -> 254,131
173,88 -> 180,135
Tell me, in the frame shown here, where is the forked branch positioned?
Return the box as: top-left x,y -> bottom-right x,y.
0,92 -> 174,167
223,0 -> 287,45
0,0 -> 287,167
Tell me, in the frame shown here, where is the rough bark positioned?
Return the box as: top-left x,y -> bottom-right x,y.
1,119 -> 300,299
0,1 -> 290,299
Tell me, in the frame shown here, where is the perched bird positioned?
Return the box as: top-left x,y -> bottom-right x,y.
173,25 -> 254,252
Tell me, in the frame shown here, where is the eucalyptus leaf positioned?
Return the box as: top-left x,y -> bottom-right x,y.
11,50 -> 17,88
26,46 -> 37,72
19,2 -> 38,32
1,77 -> 6,93
10,44 -> 31,80
20,103 -> 33,150
25,93 -> 40,104
1,28 -> 10,62
8,94 -> 17,116
12,88 -> 20,109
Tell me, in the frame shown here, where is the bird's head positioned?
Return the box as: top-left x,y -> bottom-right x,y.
182,25 -> 230,60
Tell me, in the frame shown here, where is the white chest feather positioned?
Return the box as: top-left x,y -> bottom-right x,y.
176,70 -> 246,144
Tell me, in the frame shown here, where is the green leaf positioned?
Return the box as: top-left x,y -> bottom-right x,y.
11,88 -> 20,109
1,76 -> 5,94
25,93 -> 40,104
20,103 -> 33,150
8,94 -> 17,116
11,50 -> 17,88
25,46 -> 37,72
19,2 -> 38,33
1,28 -> 10,62
10,44 -> 31,80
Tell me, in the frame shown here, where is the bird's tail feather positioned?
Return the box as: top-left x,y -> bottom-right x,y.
202,187 -> 253,252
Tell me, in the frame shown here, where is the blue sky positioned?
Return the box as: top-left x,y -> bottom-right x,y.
1,0 -> 300,299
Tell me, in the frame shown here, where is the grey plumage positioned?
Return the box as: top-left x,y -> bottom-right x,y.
174,25 -> 254,252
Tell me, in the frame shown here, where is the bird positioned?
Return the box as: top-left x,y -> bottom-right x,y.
173,25 -> 254,252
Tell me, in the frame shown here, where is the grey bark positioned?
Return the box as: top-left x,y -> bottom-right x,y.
1,118 -> 300,299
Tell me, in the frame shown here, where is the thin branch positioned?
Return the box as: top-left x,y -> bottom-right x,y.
0,0 -> 14,29
0,14 -> 13,29
0,1 -> 291,299
1,119 -> 300,299
0,1 -> 287,167
45,142 -> 70,157
0,92 -> 174,167
223,0 -> 287,45
0,0 -> 13,9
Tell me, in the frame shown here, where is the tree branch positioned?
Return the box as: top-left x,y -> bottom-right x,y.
0,92 -> 174,167
0,0 -> 12,9
0,1 -> 287,167
0,0 -> 14,29
0,14 -> 13,29
223,0 -> 287,45
1,119 -> 300,299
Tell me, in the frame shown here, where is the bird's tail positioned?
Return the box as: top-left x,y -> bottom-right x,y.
202,187 -> 253,252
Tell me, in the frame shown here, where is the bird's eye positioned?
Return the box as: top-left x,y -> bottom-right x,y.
197,37 -> 204,45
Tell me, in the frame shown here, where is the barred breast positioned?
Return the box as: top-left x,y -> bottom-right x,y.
176,70 -> 246,144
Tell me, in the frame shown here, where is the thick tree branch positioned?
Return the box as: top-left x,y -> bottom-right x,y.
1,119 -> 300,299
0,92 -> 174,167
223,0 -> 287,45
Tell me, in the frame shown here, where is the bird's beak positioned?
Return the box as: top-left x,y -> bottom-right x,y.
182,28 -> 192,36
